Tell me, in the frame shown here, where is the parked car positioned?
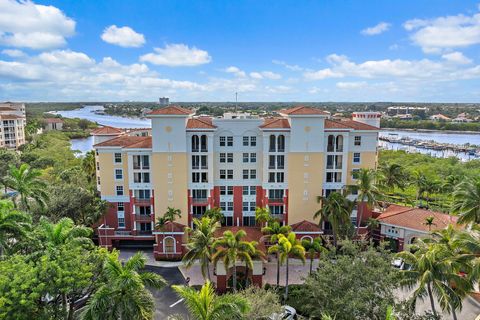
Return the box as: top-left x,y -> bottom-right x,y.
270,306 -> 297,320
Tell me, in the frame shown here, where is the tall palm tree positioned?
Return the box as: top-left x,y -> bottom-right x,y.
378,163 -> 408,192
423,216 -> 436,232
452,177 -> 480,225
183,217 -> 220,281
81,252 -> 167,320
163,207 -> 182,232
0,199 -> 31,257
4,163 -> 48,210
353,168 -> 380,232
204,207 -> 224,223
412,171 -> 429,202
268,232 -> 305,300
172,281 -> 249,320
255,207 -> 271,227
212,230 -> 255,292
261,221 -> 291,286
38,216 -> 93,248
302,237 -> 326,274
82,150 -> 97,185
442,174 -> 463,194
314,192 -> 352,247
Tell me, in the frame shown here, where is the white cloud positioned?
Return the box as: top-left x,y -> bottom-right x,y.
0,0 -> 75,49
272,59 -> 303,71
336,81 -> 367,89
37,50 -> 94,68
1,49 -> 25,58
404,9 -> 480,53
249,71 -> 281,80
101,25 -> 145,48
304,68 -> 343,80
441,51 -> 472,64
140,43 -> 211,67
361,22 -> 391,35
224,66 -> 246,77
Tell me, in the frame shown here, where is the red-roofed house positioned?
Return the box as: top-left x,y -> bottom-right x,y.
45,118 -> 64,131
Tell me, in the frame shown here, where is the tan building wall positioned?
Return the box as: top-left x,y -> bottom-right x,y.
151,152 -> 189,225
287,153 -> 324,224
346,151 -> 377,185
96,151 -> 129,196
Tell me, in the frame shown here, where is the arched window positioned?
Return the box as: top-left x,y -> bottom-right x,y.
191,135 -> 199,152
269,135 -> 276,152
301,236 -> 313,243
200,135 -> 208,152
335,135 -> 343,152
277,135 -> 285,152
164,236 -> 176,253
327,135 -> 335,152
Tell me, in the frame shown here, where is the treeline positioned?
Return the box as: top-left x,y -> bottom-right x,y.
381,119 -> 480,132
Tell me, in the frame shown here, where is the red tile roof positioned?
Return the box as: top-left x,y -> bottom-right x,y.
148,105 -> 192,116
324,119 -> 352,130
0,107 -> 16,111
91,126 -> 123,135
340,119 -> 379,130
45,118 -> 64,123
377,204 -> 459,232
157,221 -> 186,233
279,106 -> 329,116
0,114 -> 23,120
186,117 -> 217,129
259,118 -> 291,129
93,136 -> 151,148
291,220 -> 322,233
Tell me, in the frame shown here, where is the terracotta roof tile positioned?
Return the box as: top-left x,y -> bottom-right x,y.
259,118 -> 291,129
340,119 -> 379,130
291,220 -> 322,233
157,221 -> 186,233
377,204 -> 459,232
45,118 -> 64,123
324,119 -> 352,130
148,105 -> 192,116
0,114 -> 23,120
93,135 -> 151,148
279,106 -> 329,116
91,126 -> 123,135
186,117 -> 217,129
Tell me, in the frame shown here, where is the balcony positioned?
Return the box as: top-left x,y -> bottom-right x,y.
135,214 -> 152,222
133,198 -> 151,205
114,230 -> 131,236
137,230 -> 153,236
270,214 -> 285,221
268,198 -> 284,204
192,198 -> 208,204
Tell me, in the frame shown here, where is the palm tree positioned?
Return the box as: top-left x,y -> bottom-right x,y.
81,252 -> 167,320
261,221 -> 291,286
378,163 -> 408,192
423,216 -> 436,232
255,207 -> 271,227
314,192 -> 352,247
164,207 -> 182,232
442,174 -> 462,193
4,163 -> 48,210
204,207 -> 224,223
0,199 -> 31,257
212,230 -> 255,292
302,237 -> 326,274
412,171 -> 429,202
82,150 -> 97,185
172,281 -> 249,320
38,216 -> 93,248
183,217 -> 220,281
452,177 -> 480,225
353,168 -> 380,232
268,232 -> 305,300
366,217 -> 380,237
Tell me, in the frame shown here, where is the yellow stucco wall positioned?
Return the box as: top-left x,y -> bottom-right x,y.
96,151 -> 129,196
151,152 -> 189,225
287,153 -> 324,224
346,151 -> 377,185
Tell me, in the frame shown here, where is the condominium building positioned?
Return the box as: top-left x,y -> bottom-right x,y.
0,102 -> 26,149
95,106 -> 380,259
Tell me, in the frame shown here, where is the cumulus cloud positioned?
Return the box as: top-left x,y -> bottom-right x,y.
224,66 -> 246,77
272,59 -> 303,71
101,25 -> 145,48
441,51 -> 472,64
140,43 -> 211,66
1,49 -> 26,58
404,8 -> 480,53
249,71 -> 281,80
361,22 -> 391,35
0,0 -> 75,49
336,81 -> 367,89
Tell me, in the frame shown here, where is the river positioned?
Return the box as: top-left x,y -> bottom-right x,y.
54,105 -> 480,161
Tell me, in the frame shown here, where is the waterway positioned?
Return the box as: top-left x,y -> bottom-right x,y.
54,105 -> 480,160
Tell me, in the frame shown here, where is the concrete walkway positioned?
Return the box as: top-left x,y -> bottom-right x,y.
118,248 -> 183,267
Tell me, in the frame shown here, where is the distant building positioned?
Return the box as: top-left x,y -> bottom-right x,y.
44,118 -> 64,131
430,114 -> 451,121
352,112 -> 381,128
222,112 -> 258,119
387,106 -> 429,115
452,113 -> 473,123
0,102 -> 26,149
159,97 -> 170,106
392,114 -> 413,120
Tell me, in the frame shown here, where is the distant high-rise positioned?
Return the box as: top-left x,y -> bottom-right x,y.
159,97 -> 170,106
0,102 -> 26,149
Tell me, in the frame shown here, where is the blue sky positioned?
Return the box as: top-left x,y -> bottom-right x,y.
1,0 -> 480,102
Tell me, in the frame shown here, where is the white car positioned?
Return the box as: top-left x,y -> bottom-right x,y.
270,306 -> 297,320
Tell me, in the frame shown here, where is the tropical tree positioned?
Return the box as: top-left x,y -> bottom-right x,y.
183,217 -> 220,281
314,192 -> 352,247
423,216 -> 436,232
171,281 -> 249,320
81,251 -> 167,320
442,174 -> 463,193
261,221 -> 291,286
302,237 -> 326,274
163,207 -> 182,231
82,150 -> 97,185
203,207 -> 224,223
0,199 -> 31,257
255,207 -> 271,227
4,163 -> 48,210
452,177 -> 480,225
366,217 -> 380,237
212,230 -> 255,291
378,163 -> 409,192
268,232 -> 305,300
37,216 -> 93,248
353,168 -> 381,232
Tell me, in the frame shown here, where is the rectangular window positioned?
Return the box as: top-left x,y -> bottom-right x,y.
220,136 -> 226,147
118,217 -> 125,228
223,216 -> 234,227
243,153 -> 249,163
227,136 -> 233,146
352,169 -> 360,180
250,136 -> 256,146
134,189 -> 150,199
143,172 -> 150,183
227,186 -> 233,195
115,169 -> 123,180
134,172 -> 150,183
116,186 -> 124,196
117,202 -> 125,211
192,189 -> 207,199
227,170 -> 233,180
227,202 -> 234,211
353,152 -> 361,163
250,169 -> 256,179
219,153 -> 226,163
354,136 -> 362,146
277,172 -> 285,183
269,205 -> 284,215
192,172 -> 200,183
243,216 -> 256,226
269,189 -> 284,200
142,155 -> 150,169
243,136 -> 249,146
192,155 -> 200,169
96,162 -> 100,170
136,206 -> 151,215
114,153 -> 122,163
227,153 -> 233,163
192,206 -> 207,216
220,186 -> 226,195
269,155 -> 276,169
243,201 -> 249,211
277,155 -> 284,169
250,153 -> 256,163
220,170 -> 226,180
243,169 -> 249,179
243,186 -> 249,195
201,172 -> 208,183
201,155 -> 208,169
268,172 -> 275,183
250,186 -> 256,195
